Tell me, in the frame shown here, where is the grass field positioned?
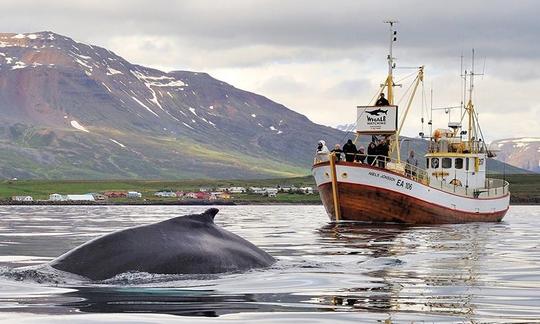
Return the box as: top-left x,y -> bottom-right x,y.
0,174 -> 538,204
489,174 -> 540,204
0,176 -> 319,203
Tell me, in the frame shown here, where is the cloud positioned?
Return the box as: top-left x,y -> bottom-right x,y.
0,0 -> 539,139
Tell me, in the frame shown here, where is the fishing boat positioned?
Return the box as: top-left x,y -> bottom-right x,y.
312,21 -> 510,224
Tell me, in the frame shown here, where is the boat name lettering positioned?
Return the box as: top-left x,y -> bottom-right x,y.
380,174 -> 395,182
396,179 -> 413,190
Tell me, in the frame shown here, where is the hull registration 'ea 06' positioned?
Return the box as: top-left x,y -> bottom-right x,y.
312,22 -> 509,224
49,208 -> 276,280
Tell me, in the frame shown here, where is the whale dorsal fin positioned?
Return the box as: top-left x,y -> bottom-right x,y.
170,208 -> 219,224
200,208 -> 219,222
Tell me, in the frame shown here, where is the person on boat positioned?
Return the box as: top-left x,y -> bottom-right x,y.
315,140 -> 330,162
405,150 -> 418,178
342,139 -> 357,162
367,141 -> 377,165
331,144 -> 343,161
375,93 -> 389,106
356,146 -> 366,163
376,138 -> 390,168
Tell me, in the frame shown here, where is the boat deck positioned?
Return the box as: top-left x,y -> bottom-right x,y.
314,153 -> 509,199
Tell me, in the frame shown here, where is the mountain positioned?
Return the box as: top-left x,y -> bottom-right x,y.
0,32 -> 528,179
490,138 -> 540,173
0,32 -> 346,179
334,123 -> 356,132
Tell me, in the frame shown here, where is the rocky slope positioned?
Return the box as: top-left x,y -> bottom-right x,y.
0,32 -> 528,179
0,32 -> 345,179
491,138 -> 540,173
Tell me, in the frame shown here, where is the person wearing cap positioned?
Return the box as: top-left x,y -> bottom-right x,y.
375,93 -> 389,106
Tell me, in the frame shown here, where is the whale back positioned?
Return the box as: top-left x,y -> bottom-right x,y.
50,208 -> 275,280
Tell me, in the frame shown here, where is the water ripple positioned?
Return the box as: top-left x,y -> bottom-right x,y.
0,205 -> 539,322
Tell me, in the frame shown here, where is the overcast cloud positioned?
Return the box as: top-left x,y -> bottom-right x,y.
1,0 -> 539,141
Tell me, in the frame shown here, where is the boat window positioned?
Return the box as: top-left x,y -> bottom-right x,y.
426,158 -> 430,168
431,158 -> 439,169
465,158 -> 469,171
455,158 -> 463,169
442,158 -> 452,169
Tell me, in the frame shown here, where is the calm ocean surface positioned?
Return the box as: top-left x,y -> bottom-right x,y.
0,205 -> 539,323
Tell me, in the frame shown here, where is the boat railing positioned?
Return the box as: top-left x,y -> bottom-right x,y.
482,178 -> 510,197
314,152 -> 509,198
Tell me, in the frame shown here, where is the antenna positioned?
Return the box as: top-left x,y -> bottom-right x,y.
384,20 -> 398,104
460,53 -> 464,117
430,86 -> 433,138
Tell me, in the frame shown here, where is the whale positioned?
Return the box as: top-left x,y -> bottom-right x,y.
49,208 -> 275,280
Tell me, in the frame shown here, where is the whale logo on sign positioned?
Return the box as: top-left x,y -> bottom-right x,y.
366,109 -> 388,116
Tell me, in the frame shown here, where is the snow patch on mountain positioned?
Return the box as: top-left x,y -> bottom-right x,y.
109,139 -> 126,148
131,96 -> 159,117
335,123 -> 356,132
106,67 -> 122,75
70,120 -> 89,133
11,61 -> 26,70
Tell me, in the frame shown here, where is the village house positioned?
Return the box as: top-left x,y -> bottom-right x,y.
127,191 -> 142,199
104,191 -> 127,198
88,193 -> 107,201
49,193 -> 67,201
209,192 -> 231,200
175,191 -> 185,198
218,187 -> 246,193
11,196 -> 33,202
66,194 -> 95,201
184,191 -> 210,199
299,187 -> 314,194
249,187 -> 265,194
278,185 -> 298,193
154,191 -> 177,198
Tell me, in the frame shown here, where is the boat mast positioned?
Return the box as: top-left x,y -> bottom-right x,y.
385,20 -> 397,104
464,49 -> 480,153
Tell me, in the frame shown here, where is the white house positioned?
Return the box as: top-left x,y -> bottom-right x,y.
218,187 -> 246,193
249,187 -> 266,194
264,188 -> 279,197
155,191 -> 177,198
11,196 -> 33,202
127,191 -> 142,198
66,194 -> 95,201
49,193 -> 67,201
299,187 -> 314,194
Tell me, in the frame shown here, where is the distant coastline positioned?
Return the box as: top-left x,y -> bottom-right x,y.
0,174 -> 538,206
0,200 -> 537,206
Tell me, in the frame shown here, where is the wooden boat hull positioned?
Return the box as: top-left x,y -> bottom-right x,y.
313,162 -> 509,224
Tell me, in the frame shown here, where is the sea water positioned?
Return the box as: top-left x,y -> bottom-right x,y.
0,205 -> 539,323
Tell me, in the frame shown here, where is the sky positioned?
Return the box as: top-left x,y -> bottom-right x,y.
1,0 -> 539,142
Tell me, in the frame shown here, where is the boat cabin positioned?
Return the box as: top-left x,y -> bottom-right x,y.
425,126 -> 486,190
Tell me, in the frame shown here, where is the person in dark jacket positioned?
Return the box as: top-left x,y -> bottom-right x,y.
375,93 -> 390,106
366,141 -> 376,165
377,137 -> 390,168
342,139 -> 357,162
331,144 -> 343,161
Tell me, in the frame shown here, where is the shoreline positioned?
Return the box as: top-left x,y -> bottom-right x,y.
0,200 -> 323,206
0,200 -> 537,206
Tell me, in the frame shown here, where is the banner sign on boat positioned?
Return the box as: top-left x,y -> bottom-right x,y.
356,105 -> 398,134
